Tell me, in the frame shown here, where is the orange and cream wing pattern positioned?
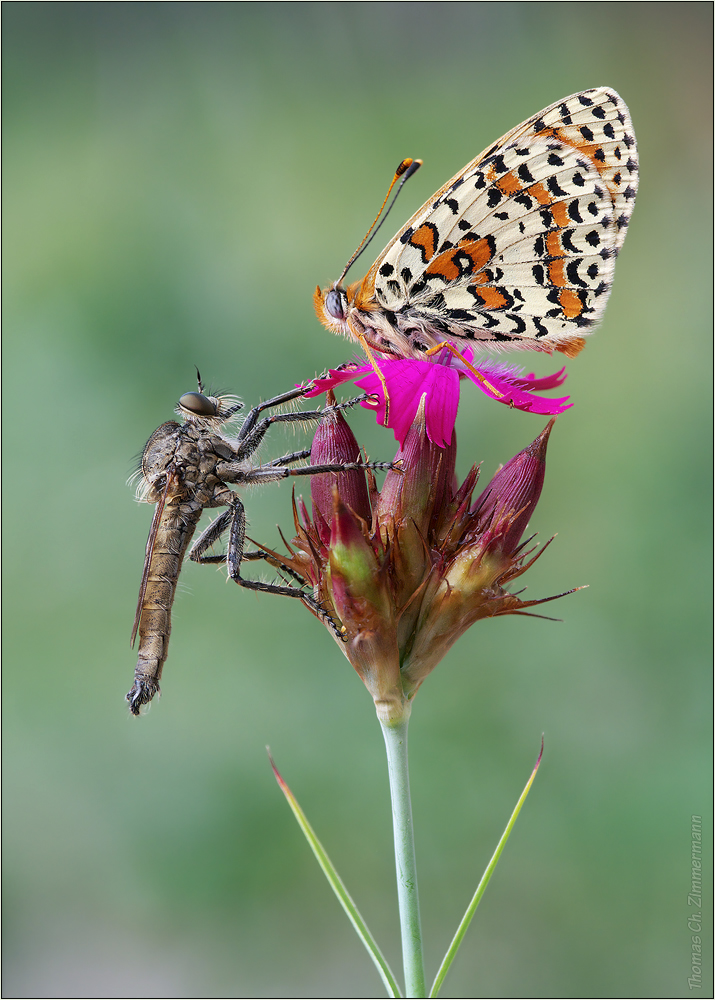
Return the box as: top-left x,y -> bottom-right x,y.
359,88 -> 638,357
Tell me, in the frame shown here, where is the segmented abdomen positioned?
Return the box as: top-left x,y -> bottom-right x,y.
127,499 -> 202,715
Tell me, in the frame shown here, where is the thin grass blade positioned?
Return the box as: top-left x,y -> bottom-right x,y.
268,749 -> 403,999
429,737 -> 544,998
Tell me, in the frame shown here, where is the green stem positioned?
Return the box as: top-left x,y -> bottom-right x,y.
380,710 -> 426,999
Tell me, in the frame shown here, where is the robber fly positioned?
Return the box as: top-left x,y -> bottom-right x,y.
128,377 -> 389,715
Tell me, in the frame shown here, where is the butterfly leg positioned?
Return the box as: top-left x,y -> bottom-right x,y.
424,342 -> 504,398
350,326 -> 393,423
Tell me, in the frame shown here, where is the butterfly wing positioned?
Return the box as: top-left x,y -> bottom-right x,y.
359,88 -> 638,356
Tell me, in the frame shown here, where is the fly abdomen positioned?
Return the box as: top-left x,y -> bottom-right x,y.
127,496 -> 202,715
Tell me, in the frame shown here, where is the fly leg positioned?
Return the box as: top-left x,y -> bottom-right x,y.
234,392 -> 371,462
261,449 -> 311,467
189,498 -> 347,641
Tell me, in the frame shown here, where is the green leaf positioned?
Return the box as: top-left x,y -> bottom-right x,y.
429,737 -> 545,998
268,749 -> 403,999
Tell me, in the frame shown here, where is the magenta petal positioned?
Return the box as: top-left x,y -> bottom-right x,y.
509,367 -> 568,391
423,366 -> 460,447
465,364 -> 572,415
303,352 -> 570,433
301,364 -> 371,398
355,360 -> 460,447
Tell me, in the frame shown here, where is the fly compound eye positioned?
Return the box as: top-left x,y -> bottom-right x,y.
325,288 -> 347,321
178,392 -> 218,416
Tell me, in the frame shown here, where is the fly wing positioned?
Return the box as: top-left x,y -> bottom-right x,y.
130,477 -> 171,647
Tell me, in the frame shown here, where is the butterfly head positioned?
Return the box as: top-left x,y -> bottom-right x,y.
314,282 -> 352,338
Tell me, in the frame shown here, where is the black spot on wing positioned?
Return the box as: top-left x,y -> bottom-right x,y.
567,199 -> 583,222
566,260 -> 587,287
517,163 -> 535,184
547,176 -> 568,197
561,230 -> 579,253
487,187 -> 503,208
492,154 -> 507,174
446,308 -> 474,322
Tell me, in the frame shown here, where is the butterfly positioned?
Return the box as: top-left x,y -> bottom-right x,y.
314,88 -> 638,374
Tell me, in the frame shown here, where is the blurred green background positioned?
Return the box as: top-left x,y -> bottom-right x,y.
3,3 -> 711,997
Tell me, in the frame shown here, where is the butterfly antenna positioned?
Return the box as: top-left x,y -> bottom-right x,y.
337,157 -> 422,285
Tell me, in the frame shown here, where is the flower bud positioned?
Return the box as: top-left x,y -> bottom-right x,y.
310,390 -> 371,544
377,398 -> 457,541
326,498 -> 405,723
472,419 -> 554,555
275,405 -> 570,723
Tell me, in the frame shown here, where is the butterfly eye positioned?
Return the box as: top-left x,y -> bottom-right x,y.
179,392 -> 218,416
325,288 -> 347,322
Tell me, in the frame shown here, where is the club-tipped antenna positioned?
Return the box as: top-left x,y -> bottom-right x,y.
337,157 -> 422,285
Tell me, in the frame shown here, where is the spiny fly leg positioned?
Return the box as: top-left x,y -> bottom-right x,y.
234,393 -> 373,463
286,459 -> 397,477
242,548 -> 307,587
318,393 -> 372,418
263,448 -> 312,468
189,508 -> 234,565
300,593 -> 348,642
188,495 -> 249,583
237,385 -> 312,445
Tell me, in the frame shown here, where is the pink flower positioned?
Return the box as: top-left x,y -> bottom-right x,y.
303,348 -> 571,448
260,406 -> 579,723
